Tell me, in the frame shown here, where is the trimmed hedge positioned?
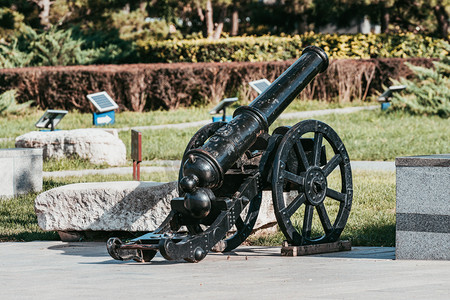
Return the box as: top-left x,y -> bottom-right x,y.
0,58 -> 435,112
137,33 -> 449,63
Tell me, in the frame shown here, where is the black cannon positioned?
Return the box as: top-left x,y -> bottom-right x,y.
107,46 -> 353,263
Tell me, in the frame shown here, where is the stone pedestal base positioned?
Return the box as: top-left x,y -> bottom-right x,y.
0,148 -> 42,198
396,154 -> 450,260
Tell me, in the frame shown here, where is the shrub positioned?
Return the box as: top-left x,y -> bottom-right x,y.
0,90 -> 33,116
390,55 -> 450,118
136,33 -> 449,63
0,26 -> 139,68
0,8 -> 28,40
0,58 -> 435,111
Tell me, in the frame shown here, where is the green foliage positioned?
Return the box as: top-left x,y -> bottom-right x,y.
0,7 -> 27,39
137,33 -> 450,63
391,47 -> 450,118
0,25 -> 139,67
108,8 -> 179,41
0,90 -> 33,116
0,26 -> 95,67
0,38 -> 33,68
28,26 -> 99,66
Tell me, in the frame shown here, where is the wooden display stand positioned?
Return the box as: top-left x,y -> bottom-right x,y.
281,240 -> 351,256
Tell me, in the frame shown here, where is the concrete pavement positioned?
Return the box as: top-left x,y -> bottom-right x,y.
1,242 -> 449,299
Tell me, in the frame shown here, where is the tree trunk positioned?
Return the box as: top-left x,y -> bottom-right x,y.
123,3 -> 130,13
206,0 -> 214,39
434,5 -> 449,40
380,3 -> 390,33
139,1 -> 146,13
212,6 -> 227,40
298,13 -> 308,34
231,6 -> 239,36
30,0 -> 52,30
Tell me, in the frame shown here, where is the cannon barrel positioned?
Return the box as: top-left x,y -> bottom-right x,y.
180,46 -> 329,218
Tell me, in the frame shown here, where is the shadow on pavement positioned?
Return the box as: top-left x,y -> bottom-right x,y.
47,242 -> 395,263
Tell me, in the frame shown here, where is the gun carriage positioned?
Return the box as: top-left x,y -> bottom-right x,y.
107,46 -> 353,263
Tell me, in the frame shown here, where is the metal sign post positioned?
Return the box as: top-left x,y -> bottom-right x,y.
131,129 -> 142,181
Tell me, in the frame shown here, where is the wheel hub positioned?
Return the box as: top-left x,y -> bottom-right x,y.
304,167 -> 327,206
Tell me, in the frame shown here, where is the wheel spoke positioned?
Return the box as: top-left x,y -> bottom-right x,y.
294,140 -> 310,169
282,170 -> 305,186
313,132 -> 323,166
326,188 -> 347,202
302,204 -> 314,238
284,193 -> 306,218
316,203 -> 333,233
235,217 -> 245,230
322,154 -> 342,177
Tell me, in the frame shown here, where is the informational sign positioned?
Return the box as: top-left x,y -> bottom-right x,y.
377,85 -> 406,111
35,109 -> 68,131
209,97 -> 238,122
86,91 -> 119,113
249,79 -> 271,94
93,111 -> 115,126
87,91 -> 118,125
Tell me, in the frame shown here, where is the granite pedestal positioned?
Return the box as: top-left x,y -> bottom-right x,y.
395,154 -> 450,260
0,148 -> 43,198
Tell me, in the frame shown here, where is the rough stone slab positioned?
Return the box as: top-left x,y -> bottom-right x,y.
16,129 -> 126,166
0,148 -> 42,197
396,231 -> 450,260
35,181 -> 178,232
396,154 -> 450,260
281,240 -> 352,256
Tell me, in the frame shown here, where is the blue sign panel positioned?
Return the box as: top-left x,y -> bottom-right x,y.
93,110 -> 115,125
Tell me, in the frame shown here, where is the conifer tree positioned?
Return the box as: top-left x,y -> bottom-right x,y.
391,43 -> 450,118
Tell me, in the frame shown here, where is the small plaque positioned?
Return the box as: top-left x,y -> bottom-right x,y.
131,129 -> 142,161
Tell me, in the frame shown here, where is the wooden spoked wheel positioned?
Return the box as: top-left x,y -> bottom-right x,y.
272,120 -> 352,246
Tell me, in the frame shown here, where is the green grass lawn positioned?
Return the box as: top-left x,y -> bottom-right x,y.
5,101 -> 447,164
0,169 -> 395,246
127,109 -> 449,162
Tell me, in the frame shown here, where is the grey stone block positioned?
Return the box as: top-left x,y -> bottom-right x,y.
395,154 -> 450,260
0,148 -> 43,198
